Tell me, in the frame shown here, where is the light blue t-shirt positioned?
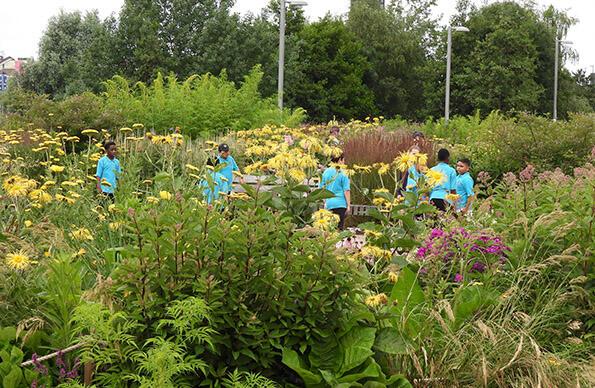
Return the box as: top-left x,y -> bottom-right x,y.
406,166 -> 421,193
217,155 -> 239,191
95,155 -> 121,194
429,162 -> 457,200
319,167 -> 350,210
199,171 -> 229,204
455,172 -> 475,210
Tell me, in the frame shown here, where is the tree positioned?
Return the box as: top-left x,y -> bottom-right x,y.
284,17 -> 376,122
18,11 -> 117,98
347,0 -> 439,119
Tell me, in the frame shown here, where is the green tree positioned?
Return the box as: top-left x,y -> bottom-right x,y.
18,11 -> 117,98
285,17 -> 376,122
347,0 -> 439,119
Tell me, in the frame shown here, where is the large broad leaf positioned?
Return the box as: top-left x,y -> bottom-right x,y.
390,267 -> 425,314
373,327 -> 408,355
338,327 -> 376,374
281,348 -> 323,387
309,334 -> 340,372
390,267 -> 425,336
337,357 -> 381,383
453,285 -> 498,328
385,374 -> 414,388
3,366 -> 22,388
0,327 -> 16,343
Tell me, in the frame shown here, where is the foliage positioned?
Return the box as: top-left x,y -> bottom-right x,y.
284,17 -> 377,122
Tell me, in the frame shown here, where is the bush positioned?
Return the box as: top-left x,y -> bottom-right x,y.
0,66 -> 305,136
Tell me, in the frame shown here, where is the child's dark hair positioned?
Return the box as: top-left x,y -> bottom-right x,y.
331,153 -> 345,163
103,141 -> 116,151
458,158 -> 471,167
437,148 -> 450,162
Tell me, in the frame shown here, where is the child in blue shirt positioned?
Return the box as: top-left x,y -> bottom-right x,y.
429,148 -> 457,211
95,141 -> 121,201
319,154 -> 351,230
216,143 -> 244,193
199,158 -> 229,205
455,158 -> 475,215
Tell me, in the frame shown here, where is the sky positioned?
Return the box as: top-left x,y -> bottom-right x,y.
0,0 -> 593,73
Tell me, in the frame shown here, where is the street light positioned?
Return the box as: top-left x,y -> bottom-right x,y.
278,0 -> 308,111
553,36 -> 573,121
444,25 -> 469,125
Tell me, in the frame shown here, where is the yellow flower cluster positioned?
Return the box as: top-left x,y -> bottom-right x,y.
360,245 -> 392,260
364,293 -> 388,308
266,149 -> 317,183
311,209 -> 340,231
70,228 -> 94,241
2,175 -> 37,197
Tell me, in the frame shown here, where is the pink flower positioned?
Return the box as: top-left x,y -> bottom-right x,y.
454,273 -> 463,283
477,171 -> 491,185
519,164 -> 535,183
502,172 -> 517,187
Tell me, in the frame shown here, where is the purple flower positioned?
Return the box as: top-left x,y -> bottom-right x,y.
471,261 -> 486,273
454,273 -> 463,283
417,246 -> 427,258
477,171 -> 491,184
430,228 -> 445,239
31,353 -> 48,376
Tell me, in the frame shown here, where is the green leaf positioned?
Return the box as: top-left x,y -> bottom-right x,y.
373,328 -> 408,355
390,267 -> 425,336
337,358 -> 381,383
0,327 -> 16,343
385,374 -> 413,388
338,327 -> 376,374
453,285 -> 498,328
9,347 -> 23,364
3,365 -> 23,388
153,171 -> 171,183
281,348 -> 322,387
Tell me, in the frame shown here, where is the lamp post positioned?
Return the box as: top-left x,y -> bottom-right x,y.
553,35 -> 572,121
444,25 -> 469,125
278,0 -> 308,111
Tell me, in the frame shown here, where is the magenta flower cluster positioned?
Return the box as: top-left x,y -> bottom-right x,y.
416,227 -> 510,282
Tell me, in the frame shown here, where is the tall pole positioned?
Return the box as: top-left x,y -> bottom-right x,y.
278,0 -> 286,111
444,26 -> 452,125
553,34 -> 559,121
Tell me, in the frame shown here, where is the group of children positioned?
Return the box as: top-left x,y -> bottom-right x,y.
94,133 -> 475,229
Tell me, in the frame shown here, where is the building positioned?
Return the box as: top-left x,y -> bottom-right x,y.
0,56 -> 30,91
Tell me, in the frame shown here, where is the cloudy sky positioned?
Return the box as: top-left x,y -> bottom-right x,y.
1,0 -> 593,73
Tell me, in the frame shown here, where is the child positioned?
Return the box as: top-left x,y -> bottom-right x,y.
455,158 -> 475,215
319,154 -> 351,230
429,148 -> 457,212
95,141 -> 121,201
217,143 -> 244,193
200,158 -> 229,205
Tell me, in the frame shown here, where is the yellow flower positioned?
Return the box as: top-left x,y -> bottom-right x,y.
81,129 -> 99,136
446,193 -> 460,203
6,251 -> 36,270
360,246 -> 392,260
394,152 -> 415,172
49,165 -> 65,173
159,191 -> 173,200
311,209 -> 339,231
70,228 -> 94,241
425,170 -> 446,187
24,220 -> 33,227
372,197 -> 388,206
147,196 -> 160,204
119,127 -> 133,133
377,163 -> 390,176
365,293 -> 388,308
3,176 -> 37,197
73,248 -> 87,257
415,153 -> 428,166
109,222 -> 122,230
287,168 -> 306,182
388,271 -> 399,283
353,164 -> 372,173
185,163 -> 200,172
